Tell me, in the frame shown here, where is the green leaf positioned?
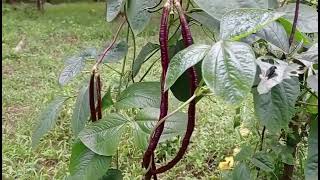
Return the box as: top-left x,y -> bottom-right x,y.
101,87 -> 114,111
69,140 -> 112,180
32,96 -> 68,148
126,0 -> 159,35
293,43 -> 318,63
187,11 -> 220,34
132,42 -> 159,78
306,95 -> 318,114
305,118 -> 318,180
277,17 -> 311,45
100,169 -> 123,180
59,56 -> 85,86
165,44 -> 210,91
251,152 -> 274,172
71,85 -> 90,136
132,107 -> 188,150
277,3 -> 318,33
102,41 -> 128,63
235,145 -> 254,161
253,78 -> 300,133
114,82 -> 161,109
193,0 -> 264,20
255,21 -> 289,53
78,113 -> 129,156
307,75 -> 318,94
106,0 -> 124,22
170,62 -> 202,102
232,163 -> 251,180
202,40 -> 256,104
220,8 -> 285,40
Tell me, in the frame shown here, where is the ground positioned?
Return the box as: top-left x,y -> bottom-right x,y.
2,3 -> 259,179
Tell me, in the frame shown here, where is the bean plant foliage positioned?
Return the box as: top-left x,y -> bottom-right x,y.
32,0 -> 318,179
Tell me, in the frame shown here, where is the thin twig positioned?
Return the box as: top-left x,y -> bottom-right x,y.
139,57 -> 160,82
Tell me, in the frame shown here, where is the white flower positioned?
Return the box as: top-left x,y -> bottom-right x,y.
256,58 -> 303,94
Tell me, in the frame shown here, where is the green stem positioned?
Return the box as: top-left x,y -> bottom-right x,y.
116,25 -> 130,101
139,57 -> 160,82
103,64 -> 122,75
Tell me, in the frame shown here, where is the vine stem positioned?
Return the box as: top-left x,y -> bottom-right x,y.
288,0 -> 300,46
139,57 -> 160,82
92,19 -> 126,72
148,93 -> 198,144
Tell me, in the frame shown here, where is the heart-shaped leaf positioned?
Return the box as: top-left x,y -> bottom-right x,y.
220,8 -> 284,40
253,78 -> 300,133
69,140 -> 112,180
165,44 -> 210,91
114,82 -> 161,109
32,96 -> 68,148
202,40 -> 256,104
78,113 -> 129,156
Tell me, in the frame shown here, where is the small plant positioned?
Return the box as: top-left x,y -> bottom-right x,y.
32,0 -> 318,179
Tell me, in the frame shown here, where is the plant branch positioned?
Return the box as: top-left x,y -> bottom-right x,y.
288,0 -> 300,46
92,19 -> 126,71
139,57 -> 160,82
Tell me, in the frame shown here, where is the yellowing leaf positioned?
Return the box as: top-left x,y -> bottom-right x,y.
218,156 -> 234,170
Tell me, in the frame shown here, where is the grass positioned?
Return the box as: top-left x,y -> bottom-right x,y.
2,2 -> 260,179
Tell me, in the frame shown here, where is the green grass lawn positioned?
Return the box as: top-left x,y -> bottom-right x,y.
2,3 -> 259,179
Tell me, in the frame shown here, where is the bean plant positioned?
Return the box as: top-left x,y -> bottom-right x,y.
32,0 -> 318,179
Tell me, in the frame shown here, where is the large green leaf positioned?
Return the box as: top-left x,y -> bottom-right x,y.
102,41 -> 128,63
255,21 -> 289,53
165,44 -> 210,91
170,62 -> 203,102
100,169 -> 123,180
106,0 -> 124,22
253,78 -> 300,133
71,85 -> 90,136
59,56 -> 85,86
126,0 -> 159,35
277,3 -> 318,33
293,43 -> 318,63
78,113 -> 129,156
251,152 -> 274,172
32,96 -> 68,148
114,82 -> 161,109
132,107 -> 188,150
235,145 -> 254,161
305,117 -> 318,180
202,40 -> 256,104
167,40 -> 204,102
220,8 -> 284,40
232,163 -> 251,180
69,140 -> 112,180
277,17 -> 311,46
187,11 -> 220,34
132,42 -> 159,78
193,0 -> 266,20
